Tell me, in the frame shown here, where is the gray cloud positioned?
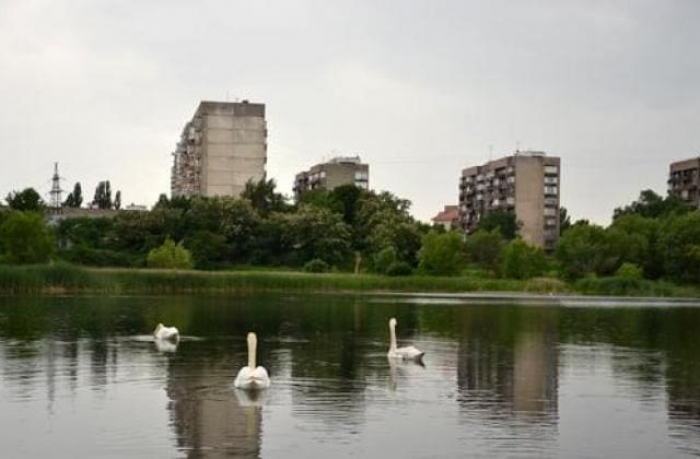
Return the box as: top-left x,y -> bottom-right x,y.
1,0 -> 698,222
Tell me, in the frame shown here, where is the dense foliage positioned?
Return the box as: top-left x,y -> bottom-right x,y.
1,183 -> 699,291
0,211 -> 54,263
147,238 -> 193,269
418,231 -> 465,276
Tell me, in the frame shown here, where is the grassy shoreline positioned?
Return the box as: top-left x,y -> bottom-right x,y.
0,264 -> 697,298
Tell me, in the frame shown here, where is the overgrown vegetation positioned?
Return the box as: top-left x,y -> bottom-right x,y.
0,184 -> 699,297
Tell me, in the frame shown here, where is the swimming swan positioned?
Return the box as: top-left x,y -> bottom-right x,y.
234,332 -> 271,390
153,323 -> 179,341
387,317 -> 424,361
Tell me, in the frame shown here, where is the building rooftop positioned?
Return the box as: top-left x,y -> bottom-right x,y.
431,205 -> 460,223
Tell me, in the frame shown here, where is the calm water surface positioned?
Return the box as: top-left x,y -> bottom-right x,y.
1,293 -> 699,458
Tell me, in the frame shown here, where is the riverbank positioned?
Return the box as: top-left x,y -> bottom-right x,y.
0,264 -> 697,298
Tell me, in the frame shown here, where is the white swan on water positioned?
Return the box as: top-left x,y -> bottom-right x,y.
387,317 -> 424,361
153,323 -> 179,341
234,332 -> 271,390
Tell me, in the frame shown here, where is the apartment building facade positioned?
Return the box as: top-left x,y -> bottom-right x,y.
171,101 -> 267,198
668,157 -> 700,209
293,156 -> 369,200
459,151 -> 560,250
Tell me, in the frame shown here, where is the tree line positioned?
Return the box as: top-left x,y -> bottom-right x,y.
0,182 -> 698,285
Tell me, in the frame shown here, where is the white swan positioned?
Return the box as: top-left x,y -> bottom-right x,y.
154,323 -> 179,341
154,338 -> 178,353
234,332 -> 271,390
387,317 -> 424,361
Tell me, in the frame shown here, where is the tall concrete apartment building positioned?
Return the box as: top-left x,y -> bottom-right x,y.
668,157 -> 700,209
293,156 -> 369,200
459,151 -> 561,250
171,101 -> 267,198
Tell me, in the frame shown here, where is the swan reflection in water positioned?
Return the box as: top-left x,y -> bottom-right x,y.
388,355 -> 426,391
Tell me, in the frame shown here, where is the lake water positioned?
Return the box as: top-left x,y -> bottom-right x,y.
1,293 -> 699,458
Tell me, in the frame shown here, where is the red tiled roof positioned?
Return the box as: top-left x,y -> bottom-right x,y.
431,206 -> 459,223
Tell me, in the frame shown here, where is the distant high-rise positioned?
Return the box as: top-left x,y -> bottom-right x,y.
459,151 -> 561,250
171,101 -> 267,198
668,157 -> 700,209
293,156 -> 369,200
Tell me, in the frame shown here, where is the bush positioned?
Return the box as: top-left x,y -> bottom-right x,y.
464,229 -> 504,274
615,262 -> 643,280
0,211 -> 54,264
501,239 -> 548,279
147,238 -> 193,269
386,261 -> 412,276
418,231 -> 465,276
373,246 -> 397,274
303,258 -> 330,273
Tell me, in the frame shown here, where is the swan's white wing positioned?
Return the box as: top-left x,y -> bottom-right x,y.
234,366 -> 254,388
390,345 -> 424,361
252,366 -> 271,389
154,339 -> 178,353
164,327 -> 179,339
235,366 -> 270,390
154,326 -> 179,341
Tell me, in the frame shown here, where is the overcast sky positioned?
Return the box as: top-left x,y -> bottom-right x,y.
1,0 -> 698,223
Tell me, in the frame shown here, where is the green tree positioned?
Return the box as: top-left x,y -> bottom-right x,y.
356,191 -> 422,266
659,212 -> 700,284
184,230 -> 228,269
418,231 -> 465,276
464,229 -> 505,274
0,211 -> 54,264
92,181 -> 112,209
613,189 -> 692,220
373,246 -> 398,274
6,188 -> 45,212
475,210 -> 520,240
329,185 -> 366,227
242,178 -> 288,216
555,223 -> 622,279
114,191 -> 121,210
278,204 -> 351,266
501,239 -> 548,279
608,214 -> 661,278
146,237 -> 193,269
560,207 -> 572,234
63,182 -> 83,208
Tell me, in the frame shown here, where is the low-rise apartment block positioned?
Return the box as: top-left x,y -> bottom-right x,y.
431,205 -> 460,231
459,151 -> 560,250
171,101 -> 267,198
293,156 -> 369,200
668,157 -> 700,208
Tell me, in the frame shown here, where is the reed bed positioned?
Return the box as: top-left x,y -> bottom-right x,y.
0,264 -> 696,297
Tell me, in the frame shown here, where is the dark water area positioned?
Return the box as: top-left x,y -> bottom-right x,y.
1,293 -> 699,458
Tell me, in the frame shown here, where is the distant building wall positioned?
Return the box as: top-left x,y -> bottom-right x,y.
459,152 -> 560,250
669,157 -> 700,209
294,156 -> 369,200
171,101 -> 267,198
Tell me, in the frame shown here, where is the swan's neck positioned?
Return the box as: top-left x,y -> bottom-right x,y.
389,322 -> 397,351
247,333 -> 257,369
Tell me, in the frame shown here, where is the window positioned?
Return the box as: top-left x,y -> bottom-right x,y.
544,207 -> 557,216
544,176 -> 558,185
355,171 -> 368,181
544,165 -> 558,174
544,186 -> 558,195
